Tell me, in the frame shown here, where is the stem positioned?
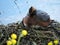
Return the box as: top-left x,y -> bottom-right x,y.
17,34 -> 23,45
55,44 -> 57,45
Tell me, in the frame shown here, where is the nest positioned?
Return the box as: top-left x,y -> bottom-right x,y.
0,22 -> 60,45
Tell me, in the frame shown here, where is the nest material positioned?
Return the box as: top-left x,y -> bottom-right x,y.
0,22 -> 60,45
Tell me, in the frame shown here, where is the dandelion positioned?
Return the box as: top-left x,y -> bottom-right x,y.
17,30 -> 28,45
11,39 -> 17,45
48,41 -> 53,45
54,39 -> 59,45
11,33 -> 17,39
6,40 -> 12,45
21,30 -> 28,36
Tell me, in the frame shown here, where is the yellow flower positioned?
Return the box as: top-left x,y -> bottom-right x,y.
11,33 -> 17,39
6,40 -> 12,45
21,30 -> 28,36
11,39 -> 17,44
54,39 -> 59,44
48,41 -> 53,45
